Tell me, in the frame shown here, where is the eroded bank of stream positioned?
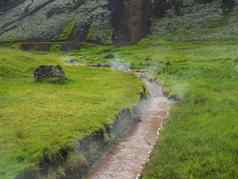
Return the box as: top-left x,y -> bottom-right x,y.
87,76 -> 170,179
15,72 -> 170,179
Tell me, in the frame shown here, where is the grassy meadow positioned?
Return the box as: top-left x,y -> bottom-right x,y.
0,48 -> 143,179
139,40 -> 238,179
119,40 -> 238,179
1,17 -> 238,179
76,38 -> 238,178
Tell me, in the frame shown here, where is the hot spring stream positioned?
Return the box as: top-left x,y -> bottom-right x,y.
86,75 -> 170,179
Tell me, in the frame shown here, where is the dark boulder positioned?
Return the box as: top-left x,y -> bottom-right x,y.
33,65 -> 66,82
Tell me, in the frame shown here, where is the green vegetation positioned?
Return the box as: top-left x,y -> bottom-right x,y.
151,7 -> 238,42
59,18 -> 76,41
2,6 -> 238,178
87,23 -> 113,44
140,40 -> 238,178
110,39 -> 238,178
0,48 -> 143,179
75,36 -> 238,178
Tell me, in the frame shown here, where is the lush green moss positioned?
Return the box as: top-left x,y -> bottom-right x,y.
59,18 -> 76,41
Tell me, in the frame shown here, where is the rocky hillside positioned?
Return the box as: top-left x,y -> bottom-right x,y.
0,0 -> 237,46
152,0 -> 238,41
0,0 -> 151,45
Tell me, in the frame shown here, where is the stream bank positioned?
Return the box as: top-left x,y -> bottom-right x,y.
15,76 -> 147,179
87,76 -> 170,179
15,73 -> 170,179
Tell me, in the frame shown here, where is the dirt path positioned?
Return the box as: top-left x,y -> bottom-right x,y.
87,78 -> 170,179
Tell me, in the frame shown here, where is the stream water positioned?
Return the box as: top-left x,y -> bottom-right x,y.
87,77 -> 170,179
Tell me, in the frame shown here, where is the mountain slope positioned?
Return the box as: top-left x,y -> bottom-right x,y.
0,0 -> 151,45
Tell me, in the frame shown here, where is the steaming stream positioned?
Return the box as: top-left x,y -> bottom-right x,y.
87,73 -> 170,179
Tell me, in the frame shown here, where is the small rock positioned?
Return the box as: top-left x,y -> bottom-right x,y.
33,65 -> 66,82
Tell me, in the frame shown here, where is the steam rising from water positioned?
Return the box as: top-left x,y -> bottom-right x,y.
144,63 -> 161,79
143,62 -> 189,100
170,82 -> 189,100
107,55 -> 173,122
110,55 -> 130,72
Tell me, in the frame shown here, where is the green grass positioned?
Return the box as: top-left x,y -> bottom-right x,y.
59,18 -> 76,41
111,39 -> 238,179
0,48 -> 143,179
141,40 -> 238,179
2,13 -> 238,178
76,37 -> 238,178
